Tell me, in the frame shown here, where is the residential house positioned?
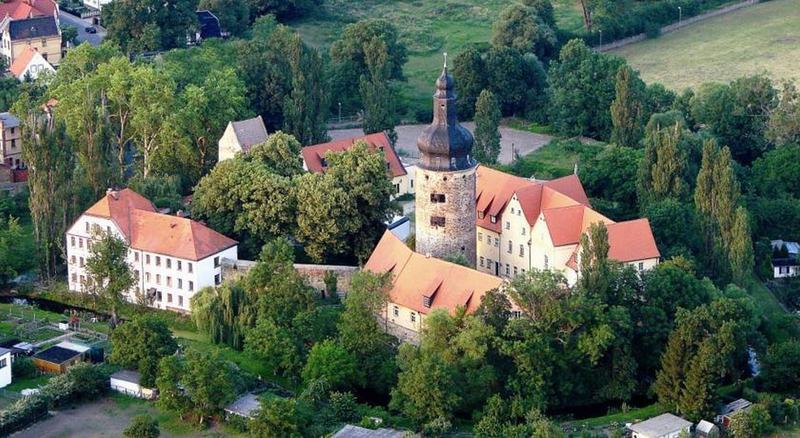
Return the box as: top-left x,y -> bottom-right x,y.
301,132 -> 414,198
474,166 -> 660,284
0,113 -> 21,169
0,0 -> 58,21
771,240 -> 799,278
9,46 -> 53,80
364,230 -> 504,340
110,370 -> 157,399
628,413 -> 693,438
0,15 -> 62,68
0,348 -> 11,388
66,188 -> 238,313
217,116 -> 269,162
82,0 -> 113,11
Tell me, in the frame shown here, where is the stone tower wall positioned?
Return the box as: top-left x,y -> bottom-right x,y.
415,165 -> 477,267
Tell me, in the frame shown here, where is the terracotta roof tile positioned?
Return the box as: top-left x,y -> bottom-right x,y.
365,231 -> 502,315
302,132 -> 407,178
0,0 -> 56,19
9,46 -> 36,77
83,189 -> 237,261
606,219 -> 661,262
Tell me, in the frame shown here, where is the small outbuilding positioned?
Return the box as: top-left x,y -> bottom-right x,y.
0,347 -> 12,388
32,346 -> 83,374
224,392 -> 261,419
717,398 -> 752,428
110,370 -> 157,400
629,413 -> 693,438
332,424 -> 409,438
696,420 -> 719,438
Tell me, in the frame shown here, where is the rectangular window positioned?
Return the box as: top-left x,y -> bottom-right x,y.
507,240 -> 512,253
480,256 -> 485,267
80,275 -> 85,285
134,270 -> 139,278
167,293 -> 172,303
70,256 -> 76,264
145,272 -> 151,282
478,211 -> 484,219
166,258 -> 171,269
430,193 -> 446,203
189,281 -> 194,291
544,255 -> 549,269
490,215 -> 496,223
431,216 -> 445,227
146,254 -> 150,265
505,264 -> 510,275
71,236 -> 75,247
188,263 -> 193,273
422,295 -> 432,308
79,257 -> 84,267
393,306 -> 399,317
79,238 -> 83,248
167,277 -> 172,287
179,296 -> 184,306
522,227 -> 526,235
638,262 -> 644,272
157,291 -> 162,302
134,252 -> 139,262
410,312 -> 416,323
519,244 -> 524,257
71,273 -> 76,282
214,257 -> 220,268
0,358 -> 6,368
177,260 -> 182,271
87,241 -> 92,250
85,222 -> 89,233
494,237 -> 499,247
178,279 -> 182,289
156,256 -> 161,267
478,232 -> 483,241
215,274 -> 221,285
514,266 -> 518,276
510,208 -> 514,214
156,274 -> 161,285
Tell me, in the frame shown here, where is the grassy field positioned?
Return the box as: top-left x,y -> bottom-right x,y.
612,0 -> 800,90
291,0 -> 586,113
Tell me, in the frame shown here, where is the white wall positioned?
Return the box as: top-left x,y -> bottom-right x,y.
0,351 -> 11,388
217,124 -> 241,162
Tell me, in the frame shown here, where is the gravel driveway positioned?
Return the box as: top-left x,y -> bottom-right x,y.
329,123 -> 552,165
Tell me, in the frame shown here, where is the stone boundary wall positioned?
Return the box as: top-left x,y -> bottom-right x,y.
596,0 -> 759,53
221,258 -> 359,295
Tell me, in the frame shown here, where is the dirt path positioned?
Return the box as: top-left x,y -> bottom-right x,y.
12,398 -> 158,438
329,123 -> 552,165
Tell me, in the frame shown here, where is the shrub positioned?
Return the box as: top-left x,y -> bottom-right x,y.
123,415 -> 159,438
0,395 -> 48,435
12,357 -> 37,378
330,391 -> 358,422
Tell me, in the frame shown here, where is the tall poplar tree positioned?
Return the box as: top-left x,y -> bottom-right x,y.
283,36 -> 330,145
359,39 -> 398,145
21,111 -> 76,280
610,65 -> 645,149
636,123 -> 687,207
473,89 -> 502,165
729,207 -> 754,286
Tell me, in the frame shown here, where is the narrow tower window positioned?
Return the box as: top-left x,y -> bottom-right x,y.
431,216 -> 446,227
430,193 -> 446,203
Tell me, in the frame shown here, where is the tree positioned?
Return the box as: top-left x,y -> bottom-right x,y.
245,317 -> 304,378
156,355 -> 189,416
580,145 -> 642,221
491,4 -> 557,60
483,48 -> 548,119
390,342 -> 460,426
248,0 -> 321,19
767,80 -> 800,146
102,0 -> 198,53
109,316 -> 178,387
301,340 -> 358,390
728,404 -> 772,438
0,216 -> 33,285
359,38 -> 398,144
750,144 -> 800,199
294,172 -> 354,262
610,65 -> 645,149
452,48 -> 487,120
729,207 -> 754,286
637,123 -> 688,207
123,415 -> 159,438
249,398 -> 307,438
760,340 -> 800,394
20,114 -> 77,280
181,348 -> 236,425
330,19 -> 406,114
198,0 -> 249,36
548,39 -> 626,140
129,66 -> 176,177
473,90 -> 502,165
83,230 -> 135,329
282,37 -> 329,145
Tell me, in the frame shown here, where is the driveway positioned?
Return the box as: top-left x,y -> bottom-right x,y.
329,123 -> 552,165
59,11 -> 106,46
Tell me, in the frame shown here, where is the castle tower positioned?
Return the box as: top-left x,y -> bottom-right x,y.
414,56 -> 477,266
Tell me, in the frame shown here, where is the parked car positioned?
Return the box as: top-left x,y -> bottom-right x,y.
85,26 -> 97,34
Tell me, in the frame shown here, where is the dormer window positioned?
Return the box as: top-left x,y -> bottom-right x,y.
320,158 -> 328,167
478,211 -> 485,219
422,295 -> 432,308
490,215 -> 497,223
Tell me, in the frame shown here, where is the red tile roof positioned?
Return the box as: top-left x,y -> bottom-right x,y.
364,231 -> 503,315
83,189 -> 237,261
9,47 -> 36,77
606,219 -> 661,262
542,205 -> 612,247
301,132 -> 407,178
0,0 -> 56,19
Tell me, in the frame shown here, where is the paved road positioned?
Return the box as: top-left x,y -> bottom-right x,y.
59,11 -> 106,46
329,122 -> 552,165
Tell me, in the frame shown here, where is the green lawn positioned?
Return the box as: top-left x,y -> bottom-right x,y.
498,139 -> 605,180
565,403 -> 665,429
612,0 -> 800,90
291,0 -> 586,114
6,374 -> 52,392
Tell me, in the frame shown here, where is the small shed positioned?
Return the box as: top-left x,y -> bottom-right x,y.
32,346 -> 82,374
110,370 -> 157,400
696,420 -> 719,438
716,399 -> 752,428
332,425 -> 409,438
629,413 -> 693,438
224,393 -> 261,419
0,347 -> 11,388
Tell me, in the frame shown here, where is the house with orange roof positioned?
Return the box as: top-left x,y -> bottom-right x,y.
301,132 -> 415,198
474,166 -> 660,284
66,188 -> 238,313
8,46 -> 53,80
0,14 -> 61,68
364,230 -> 504,340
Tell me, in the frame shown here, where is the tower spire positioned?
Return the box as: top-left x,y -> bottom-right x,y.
443,52 -> 448,69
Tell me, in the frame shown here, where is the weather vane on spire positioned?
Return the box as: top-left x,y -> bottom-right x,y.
443,52 -> 448,69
